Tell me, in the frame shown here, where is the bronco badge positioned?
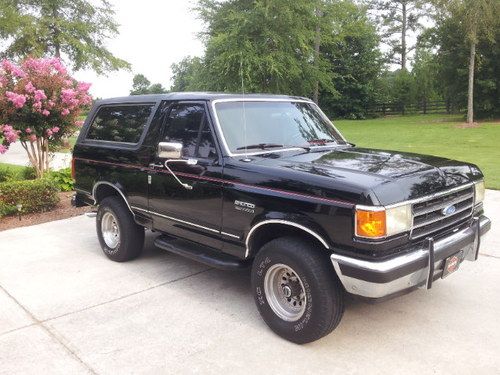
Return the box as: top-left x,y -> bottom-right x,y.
234,200 -> 255,214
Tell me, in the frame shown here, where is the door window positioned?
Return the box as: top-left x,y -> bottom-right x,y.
163,103 -> 217,159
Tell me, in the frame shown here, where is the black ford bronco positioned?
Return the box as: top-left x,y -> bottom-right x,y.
73,93 -> 491,344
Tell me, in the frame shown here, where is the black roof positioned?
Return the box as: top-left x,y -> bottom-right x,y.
97,92 -> 311,104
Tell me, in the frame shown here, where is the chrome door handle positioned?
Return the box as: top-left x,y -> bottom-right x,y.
164,159 -> 198,190
149,163 -> 164,168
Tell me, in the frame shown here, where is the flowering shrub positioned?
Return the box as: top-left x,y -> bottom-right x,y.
0,58 -> 92,177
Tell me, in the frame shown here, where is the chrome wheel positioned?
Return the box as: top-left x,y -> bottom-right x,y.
101,211 -> 120,249
264,263 -> 306,322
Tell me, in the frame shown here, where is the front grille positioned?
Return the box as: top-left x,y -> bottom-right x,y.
410,185 -> 474,239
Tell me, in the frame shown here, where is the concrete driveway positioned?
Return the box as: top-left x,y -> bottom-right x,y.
0,142 -> 71,170
1,191 -> 499,375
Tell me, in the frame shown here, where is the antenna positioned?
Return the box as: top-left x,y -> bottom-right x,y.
240,54 -> 249,159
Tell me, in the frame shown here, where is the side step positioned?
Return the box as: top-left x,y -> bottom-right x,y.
154,235 -> 251,271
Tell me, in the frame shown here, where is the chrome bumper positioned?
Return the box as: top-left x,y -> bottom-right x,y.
331,216 -> 491,299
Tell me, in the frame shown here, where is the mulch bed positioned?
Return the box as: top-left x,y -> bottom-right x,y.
0,191 -> 92,232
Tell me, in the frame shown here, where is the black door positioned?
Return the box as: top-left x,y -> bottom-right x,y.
148,102 -> 224,249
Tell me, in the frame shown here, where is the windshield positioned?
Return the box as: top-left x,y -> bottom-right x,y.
213,101 -> 346,154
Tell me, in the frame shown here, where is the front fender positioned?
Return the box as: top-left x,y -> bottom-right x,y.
245,211 -> 332,257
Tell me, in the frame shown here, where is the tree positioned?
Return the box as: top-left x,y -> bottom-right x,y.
428,4 -> 500,119
0,57 -> 92,176
130,74 -> 167,95
170,56 -> 204,91
412,47 -> 440,113
0,0 -> 129,74
365,0 -> 428,70
195,0 -> 334,96
433,0 -> 499,124
319,0 -> 383,118
392,68 -> 416,114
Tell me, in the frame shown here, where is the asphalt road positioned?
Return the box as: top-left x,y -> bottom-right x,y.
1,191 -> 499,375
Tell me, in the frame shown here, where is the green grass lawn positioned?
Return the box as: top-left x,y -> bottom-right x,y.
334,114 -> 500,190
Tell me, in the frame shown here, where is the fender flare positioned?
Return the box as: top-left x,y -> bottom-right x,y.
245,219 -> 330,258
92,181 -> 134,216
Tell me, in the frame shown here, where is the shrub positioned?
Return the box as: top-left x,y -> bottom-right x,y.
0,163 -> 36,182
0,178 -> 59,215
0,201 -> 17,217
47,168 -> 74,191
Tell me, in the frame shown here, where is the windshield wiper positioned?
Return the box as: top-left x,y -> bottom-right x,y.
236,143 -> 284,150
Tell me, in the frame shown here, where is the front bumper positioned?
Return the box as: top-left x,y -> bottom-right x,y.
331,215 -> 491,300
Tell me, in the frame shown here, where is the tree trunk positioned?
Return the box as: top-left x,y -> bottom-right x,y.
467,41 -> 476,124
401,1 -> 407,70
312,7 -> 322,104
52,5 -> 61,58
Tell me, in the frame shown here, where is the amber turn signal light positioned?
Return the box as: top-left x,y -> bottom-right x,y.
355,209 -> 386,238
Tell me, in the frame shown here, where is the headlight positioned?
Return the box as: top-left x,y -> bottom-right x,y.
355,204 -> 412,239
386,204 -> 412,236
474,180 -> 485,204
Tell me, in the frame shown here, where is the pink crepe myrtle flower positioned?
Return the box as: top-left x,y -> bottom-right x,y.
25,81 -> 36,93
51,126 -> 60,133
61,108 -> 70,116
61,88 -> 76,105
34,89 -> 47,102
75,120 -> 84,127
77,82 -> 92,92
46,129 -> 53,136
80,94 -> 92,106
50,58 -> 67,75
6,91 -> 27,108
42,109 -> 50,116
0,144 -> 7,154
33,101 -> 43,110
2,125 -> 19,143
1,60 -> 25,78
25,128 -> 32,134
5,131 -> 18,143
47,100 -> 55,108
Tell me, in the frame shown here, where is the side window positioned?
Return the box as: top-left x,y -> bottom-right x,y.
86,104 -> 153,143
163,103 -> 217,159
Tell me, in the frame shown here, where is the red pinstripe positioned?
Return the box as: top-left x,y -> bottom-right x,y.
74,157 -> 354,208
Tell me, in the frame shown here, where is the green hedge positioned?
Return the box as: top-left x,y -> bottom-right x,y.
0,163 -> 36,182
0,179 -> 60,216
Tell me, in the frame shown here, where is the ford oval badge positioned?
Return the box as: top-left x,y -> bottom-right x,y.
441,205 -> 457,216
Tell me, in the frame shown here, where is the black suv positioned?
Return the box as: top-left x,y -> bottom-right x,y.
73,93 -> 491,343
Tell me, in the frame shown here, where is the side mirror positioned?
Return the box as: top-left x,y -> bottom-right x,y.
157,142 -> 182,159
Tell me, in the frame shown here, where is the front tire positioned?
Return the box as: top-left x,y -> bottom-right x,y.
96,196 -> 144,262
251,237 -> 344,344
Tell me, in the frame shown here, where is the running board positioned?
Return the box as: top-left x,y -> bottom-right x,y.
154,235 -> 250,271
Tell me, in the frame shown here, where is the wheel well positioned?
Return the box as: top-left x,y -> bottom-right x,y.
247,223 -> 330,258
93,183 -> 135,216
93,183 -> 121,204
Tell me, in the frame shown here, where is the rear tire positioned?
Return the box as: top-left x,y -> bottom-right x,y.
251,236 -> 344,344
96,196 -> 144,262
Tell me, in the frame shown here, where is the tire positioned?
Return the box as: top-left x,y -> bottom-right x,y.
251,236 -> 344,344
96,196 -> 144,262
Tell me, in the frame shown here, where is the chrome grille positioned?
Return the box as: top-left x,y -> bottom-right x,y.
411,185 -> 474,239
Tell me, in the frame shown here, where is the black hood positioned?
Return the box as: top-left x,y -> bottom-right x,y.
247,146 -> 482,205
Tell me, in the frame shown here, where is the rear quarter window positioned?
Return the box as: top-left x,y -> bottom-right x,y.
86,104 -> 154,143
